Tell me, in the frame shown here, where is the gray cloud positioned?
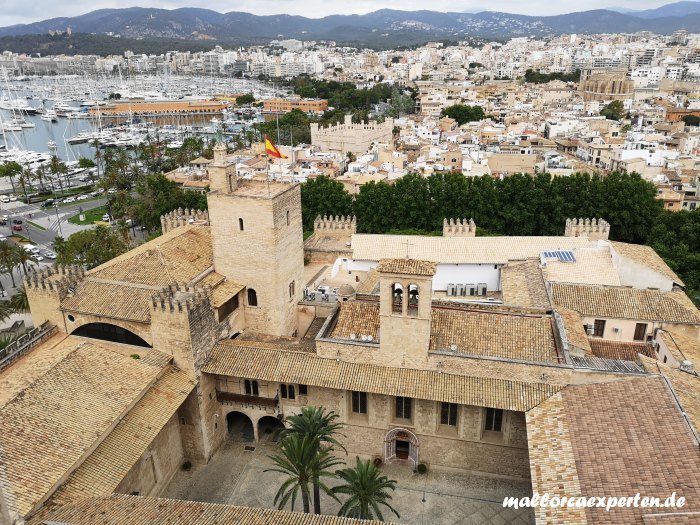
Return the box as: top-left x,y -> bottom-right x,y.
2,0 -> 670,26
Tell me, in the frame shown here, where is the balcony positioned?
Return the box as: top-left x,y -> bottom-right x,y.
217,391 -> 279,411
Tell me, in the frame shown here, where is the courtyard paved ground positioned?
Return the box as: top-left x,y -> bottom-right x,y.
163,435 -> 534,524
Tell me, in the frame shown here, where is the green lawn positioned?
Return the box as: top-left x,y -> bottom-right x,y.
27,221 -> 46,231
68,206 -> 108,225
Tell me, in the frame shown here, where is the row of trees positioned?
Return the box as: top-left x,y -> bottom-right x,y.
268,407 -> 399,521
523,68 -> 581,84
300,172 -> 699,304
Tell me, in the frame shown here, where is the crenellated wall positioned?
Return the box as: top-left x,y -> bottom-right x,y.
160,208 -> 210,234
313,215 -> 357,237
25,266 -> 85,331
443,218 -> 476,237
564,218 -> 610,240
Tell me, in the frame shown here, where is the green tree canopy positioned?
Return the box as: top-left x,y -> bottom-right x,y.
236,93 -> 255,105
600,100 -> 625,121
682,114 -> 700,126
440,104 -> 485,125
300,176 -> 353,231
54,225 -> 128,268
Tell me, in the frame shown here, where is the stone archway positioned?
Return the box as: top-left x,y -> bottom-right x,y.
226,411 -> 254,442
384,427 -> 419,466
257,415 -> 285,442
71,322 -> 151,347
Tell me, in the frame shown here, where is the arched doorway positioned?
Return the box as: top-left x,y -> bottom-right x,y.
71,322 -> 151,347
227,411 -> 254,442
258,415 -> 285,442
384,427 -> 419,465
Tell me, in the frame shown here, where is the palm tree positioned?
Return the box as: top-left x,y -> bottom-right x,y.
283,407 -> 347,514
10,286 -> 29,313
265,434 -> 341,514
0,242 -> 18,288
12,245 -> 32,276
332,457 -> 400,522
0,300 -> 13,323
0,161 -> 22,193
0,333 -> 16,350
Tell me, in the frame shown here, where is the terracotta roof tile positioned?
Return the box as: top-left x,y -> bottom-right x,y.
376,258 -> 437,276
611,241 -> 683,285
61,281 -> 154,322
588,339 -> 655,362
501,259 -> 551,309
551,283 -> 700,324
202,343 -> 561,412
29,494 -> 389,525
330,301 -> 380,341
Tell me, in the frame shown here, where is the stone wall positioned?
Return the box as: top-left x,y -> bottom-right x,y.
311,115 -> 393,154
25,266 -> 85,331
114,413 -> 184,497
443,218 -> 476,237
564,218 -> 610,240
313,215 -> 356,237
160,208 -> 209,234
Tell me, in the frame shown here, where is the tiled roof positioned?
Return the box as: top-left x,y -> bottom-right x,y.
543,247 -> 621,286
589,339 -> 655,362
429,307 -> 559,363
562,377 -> 700,524
556,307 -> 592,355
329,301 -> 380,341
355,268 -> 380,295
28,494 -> 389,525
639,356 -> 700,440
526,392 -> 587,525
611,241 -> 683,285
61,281 -> 154,322
657,328 -> 700,365
89,226 -> 213,287
376,258 -> 437,276
0,341 -> 170,517
50,367 -> 196,504
551,283 -> 700,324
352,234 -> 592,264
501,259 -> 551,309
202,342 -> 562,412
211,279 -> 245,308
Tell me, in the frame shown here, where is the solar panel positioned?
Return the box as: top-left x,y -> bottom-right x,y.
542,250 -> 576,263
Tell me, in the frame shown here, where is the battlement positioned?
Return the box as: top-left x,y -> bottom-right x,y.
160,208 -> 210,234
150,283 -> 213,313
443,218 -> 476,237
564,218 -> 610,240
313,215 -> 357,236
25,265 -> 85,298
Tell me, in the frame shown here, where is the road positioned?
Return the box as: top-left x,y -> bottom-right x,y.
0,198 -> 108,247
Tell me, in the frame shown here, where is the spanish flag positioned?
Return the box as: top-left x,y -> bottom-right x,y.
264,135 -> 287,159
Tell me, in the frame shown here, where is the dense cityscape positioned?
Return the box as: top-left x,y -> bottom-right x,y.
1,2 -> 700,525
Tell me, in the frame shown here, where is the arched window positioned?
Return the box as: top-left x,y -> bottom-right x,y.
239,218 -> 244,231
247,288 -> 258,307
392,283 -> 403,313
408,284 -> 419,315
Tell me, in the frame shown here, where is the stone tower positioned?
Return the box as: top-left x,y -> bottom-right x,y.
377,258 -> 437,368
207,158 -> 304,337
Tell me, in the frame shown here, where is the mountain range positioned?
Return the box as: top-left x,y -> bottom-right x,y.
3,2 -> 700,47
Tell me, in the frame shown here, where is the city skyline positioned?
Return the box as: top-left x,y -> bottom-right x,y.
2,0 -> 683,28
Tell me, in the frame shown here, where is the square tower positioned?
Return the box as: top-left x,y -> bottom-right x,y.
377,258 -> 437,367
207,174 -> 304,337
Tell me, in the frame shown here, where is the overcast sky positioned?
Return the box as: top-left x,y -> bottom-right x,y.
1,1 -> 674,27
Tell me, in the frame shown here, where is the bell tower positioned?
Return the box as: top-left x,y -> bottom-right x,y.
206,146 -> 304,337
377,258 -> 436,367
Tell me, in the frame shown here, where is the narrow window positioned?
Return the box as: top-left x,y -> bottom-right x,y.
440,402 -> 458,426
251,380 -> 259,396
288,385 -> 295,400
593,319 -> 606,337
239,218 -> 244,231
244,379 -> 252,395
484,408 -> 503,432
634,323 -> 648,341
247,288 -> 258,307
395,396 -> 412,420
351,391 -> 367,414
286,210 -> 290,226
299,384 -> 308,395
280,384 -> 288,398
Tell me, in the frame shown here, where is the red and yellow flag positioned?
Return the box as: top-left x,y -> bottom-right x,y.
264,135 -> 287,159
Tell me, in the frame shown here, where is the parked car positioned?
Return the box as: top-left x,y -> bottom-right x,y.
63,197 -> 76,204
42,251 -> 57,259
0,195 -> 9,203
9,195 -> 17,202
0,219 -> 6,226
12,219 -> 22,225
29,247 -> 41,255
42,199 -> 55,208
107,188 -> 117,194
0,235 -> 6,242
101,213 -> 111,222
12,225 -> 22,232
31,254 -> 44,262
76,194 -> 89,201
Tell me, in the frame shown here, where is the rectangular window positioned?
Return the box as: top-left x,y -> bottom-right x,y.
634,323 -> 648,341
440,402 -> 458,426
280,384 -> 287,398
484,408 -> 503,432
593,319 -> 606,337
288,385 -> 295,400
351,391 -> 367,414
299,384 -> 308,396
395,396 -> 412,420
